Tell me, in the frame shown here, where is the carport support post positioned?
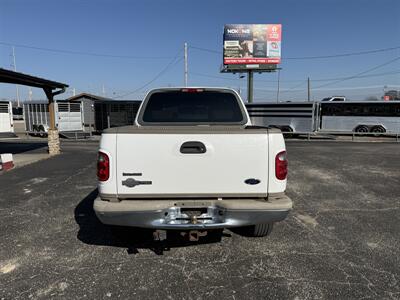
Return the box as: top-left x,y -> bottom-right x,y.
44,88 -> 60,155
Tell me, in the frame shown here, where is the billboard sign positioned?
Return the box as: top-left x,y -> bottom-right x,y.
223,24 -> 282,66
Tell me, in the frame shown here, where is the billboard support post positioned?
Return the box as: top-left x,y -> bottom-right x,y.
247,71 -> 253,103
276,69 -> 281,103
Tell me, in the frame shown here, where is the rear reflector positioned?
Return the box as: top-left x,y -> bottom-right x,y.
97,151 -> 109,181
181,88 -> 204,93
275,151 -> 288,180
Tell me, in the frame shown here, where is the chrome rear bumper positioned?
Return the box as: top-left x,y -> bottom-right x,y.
94,194 -> 292,230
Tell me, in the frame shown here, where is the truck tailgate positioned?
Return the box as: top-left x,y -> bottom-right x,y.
116,130 -> 268,198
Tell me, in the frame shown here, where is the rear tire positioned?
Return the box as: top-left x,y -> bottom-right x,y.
253,222 -> 274,237
233,222 -> 274,237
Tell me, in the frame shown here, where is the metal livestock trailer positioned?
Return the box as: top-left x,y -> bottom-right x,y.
0,101 -> 14,138
246,102 -> 319,133
319,101 -> 400,133
94,100 -> 141,132
246,101 -> 400,135
24,101 -> 84,136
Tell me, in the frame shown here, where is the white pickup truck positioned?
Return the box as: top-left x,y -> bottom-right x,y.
94,88 -> 292,238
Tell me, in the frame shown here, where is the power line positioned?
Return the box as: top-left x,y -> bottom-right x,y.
190,70 -> 400,83
189,45 -> 400,60
314,84 -> 400,91
313,56 -> 400,89
189,46 -> 222,55
285,46 -> 400,60
0,41 -> 175,59
254,84 -> 400,92
112,51 -> 183,99
5,41 -> 398,60
280,80 -> 308,93
312,70 -> 400,82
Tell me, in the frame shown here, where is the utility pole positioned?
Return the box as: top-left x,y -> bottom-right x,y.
28,87 -> 33,101
247,71 -> 253,103
307,77 -> 311,102
184,42 -> 188,87
102,84 -> 106,97
276,69 -> 281,103
12,46 -> 21,107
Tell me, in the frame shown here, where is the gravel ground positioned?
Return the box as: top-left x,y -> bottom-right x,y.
0,140 -> 399,299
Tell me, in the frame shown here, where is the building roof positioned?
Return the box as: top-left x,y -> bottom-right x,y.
67,93 -> 111,102
67,93 -> 141,103
0,68 -> 68,90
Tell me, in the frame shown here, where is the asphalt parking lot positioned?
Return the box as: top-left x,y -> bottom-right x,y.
0,140 -> 399,299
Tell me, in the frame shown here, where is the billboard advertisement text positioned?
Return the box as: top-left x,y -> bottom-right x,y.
223,24 -> 282,65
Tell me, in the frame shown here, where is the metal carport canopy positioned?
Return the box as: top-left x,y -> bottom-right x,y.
0,68 -> 68,91
0,68 -> 69,155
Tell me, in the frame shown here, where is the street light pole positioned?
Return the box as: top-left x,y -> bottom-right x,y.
12,47 -> 20,107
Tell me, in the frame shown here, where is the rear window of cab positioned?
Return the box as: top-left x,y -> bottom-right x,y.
139,90 -> 246,125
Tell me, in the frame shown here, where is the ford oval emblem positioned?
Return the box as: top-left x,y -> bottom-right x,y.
245,178 -> 261,185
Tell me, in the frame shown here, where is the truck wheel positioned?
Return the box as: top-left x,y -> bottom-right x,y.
253,222 -> 274,237
234,222 -> 274,237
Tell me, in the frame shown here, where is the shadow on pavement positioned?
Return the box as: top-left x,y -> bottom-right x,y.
0,141 -> 47,154
75,189 -> 225,255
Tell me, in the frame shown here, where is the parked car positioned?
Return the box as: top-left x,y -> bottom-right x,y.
94,87 -> 292,240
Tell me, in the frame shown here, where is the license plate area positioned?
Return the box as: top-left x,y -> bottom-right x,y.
165,206 -> 224,225
180,207 -> 208,218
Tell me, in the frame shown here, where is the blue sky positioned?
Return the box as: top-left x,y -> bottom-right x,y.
0,0 -> 399,102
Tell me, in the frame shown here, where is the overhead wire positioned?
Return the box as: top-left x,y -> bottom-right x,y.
0,41 -> 175,59
112,50 -> 183,99
313,56 -> 400,89
191,70 -> 400,83
189,45 -> 400,60
3,41 -> 399,60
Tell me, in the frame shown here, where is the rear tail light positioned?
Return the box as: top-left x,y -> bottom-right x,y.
97,151 -> 109,181
275,151 -> 288,180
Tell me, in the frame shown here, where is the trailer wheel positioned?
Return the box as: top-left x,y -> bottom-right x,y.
281,126 -> 296,138
282,126 -> 293,132
354,125 -> 369,133
371,125 -> 386,134
233,222 -> 274,237
38,125 -> 46,138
